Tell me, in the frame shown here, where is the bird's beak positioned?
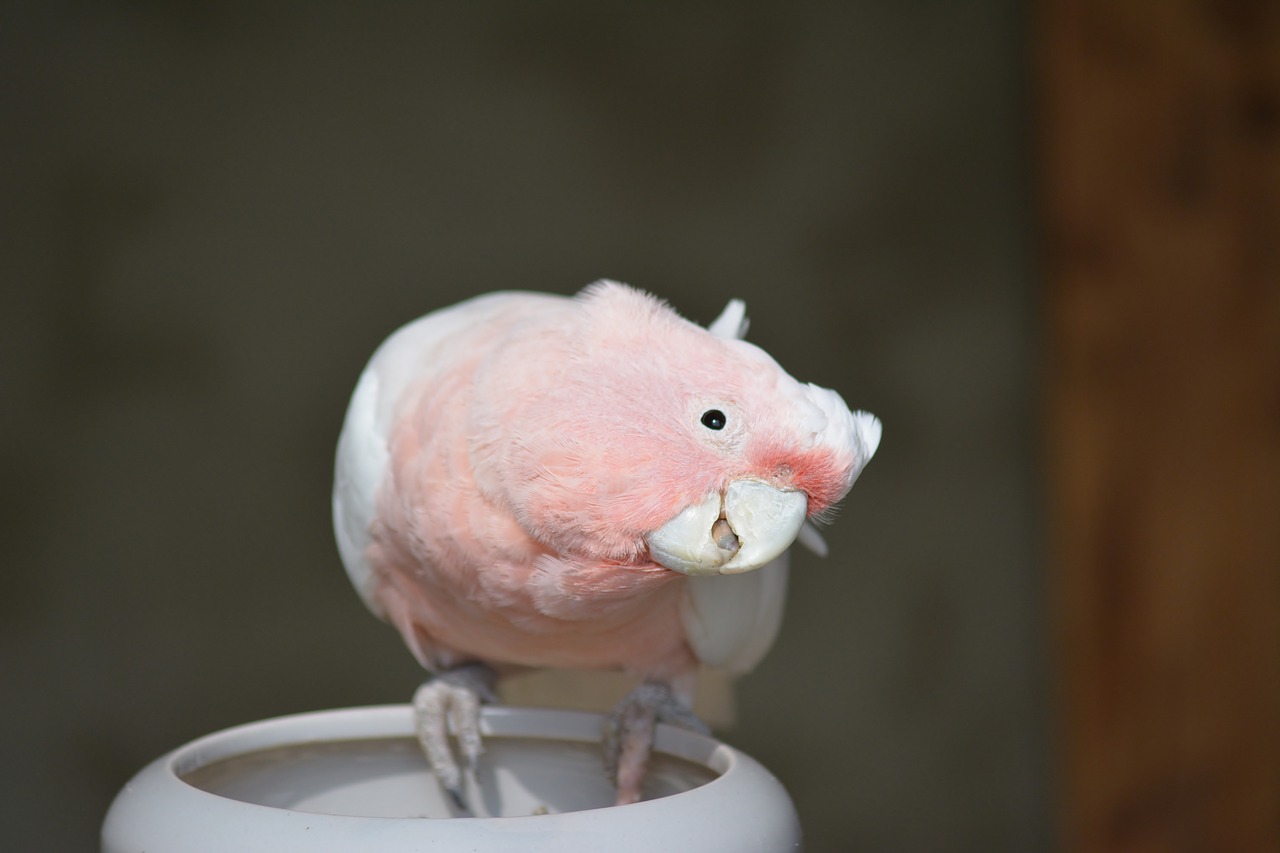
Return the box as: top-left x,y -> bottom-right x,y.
646,480 -> 807,576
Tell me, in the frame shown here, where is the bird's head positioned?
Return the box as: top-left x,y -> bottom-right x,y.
469,282 -> 880,573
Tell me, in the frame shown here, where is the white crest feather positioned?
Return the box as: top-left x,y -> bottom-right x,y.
708,298 -> 749,340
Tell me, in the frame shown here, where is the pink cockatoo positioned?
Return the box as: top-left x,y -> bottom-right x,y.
333,281 -> 880,809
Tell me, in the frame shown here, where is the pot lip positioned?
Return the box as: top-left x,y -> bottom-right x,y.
163,704 -> 745,820
105,705 -> 803,851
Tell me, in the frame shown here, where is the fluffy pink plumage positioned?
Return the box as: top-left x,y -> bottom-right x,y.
333,282 -> 880,804
337,281 -> 879,680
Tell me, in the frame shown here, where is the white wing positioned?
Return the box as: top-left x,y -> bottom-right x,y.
333,362 -> 389,609
681,552 -> 790,674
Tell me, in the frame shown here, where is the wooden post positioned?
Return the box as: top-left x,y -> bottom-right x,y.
1040,1 -> 1280,850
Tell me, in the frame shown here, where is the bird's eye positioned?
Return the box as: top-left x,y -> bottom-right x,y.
700,409 -> 727,430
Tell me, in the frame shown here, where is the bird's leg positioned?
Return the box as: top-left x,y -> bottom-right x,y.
412,662 -> 499,815
602,681 -> 709,806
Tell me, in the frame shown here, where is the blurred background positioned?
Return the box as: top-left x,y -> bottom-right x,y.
2,2 -> 1274,851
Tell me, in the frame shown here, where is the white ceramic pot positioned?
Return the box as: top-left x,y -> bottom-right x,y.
102,705 -> 802,852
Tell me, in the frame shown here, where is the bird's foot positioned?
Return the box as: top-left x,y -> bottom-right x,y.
602,681 -> 709,806
412,663 -> 498,815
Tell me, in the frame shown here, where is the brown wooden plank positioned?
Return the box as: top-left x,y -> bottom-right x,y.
1039,1 -> 1280,850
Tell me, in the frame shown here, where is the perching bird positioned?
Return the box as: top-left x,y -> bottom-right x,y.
333,281 -> 880,809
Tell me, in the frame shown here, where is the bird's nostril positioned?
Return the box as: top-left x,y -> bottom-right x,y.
711,517 -> 740,553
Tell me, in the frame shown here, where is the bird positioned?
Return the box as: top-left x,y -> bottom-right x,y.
332,281 -> 880,809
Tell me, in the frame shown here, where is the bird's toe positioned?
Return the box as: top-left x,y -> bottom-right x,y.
412,663 -> 497,815
602,681 -> 708,805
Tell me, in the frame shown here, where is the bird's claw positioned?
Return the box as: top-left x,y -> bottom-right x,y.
602,681 -> 708,805
412,663 -> 498,815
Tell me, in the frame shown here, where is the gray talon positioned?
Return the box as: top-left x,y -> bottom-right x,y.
412,663 -> 497,815
602,681 -> 707,805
